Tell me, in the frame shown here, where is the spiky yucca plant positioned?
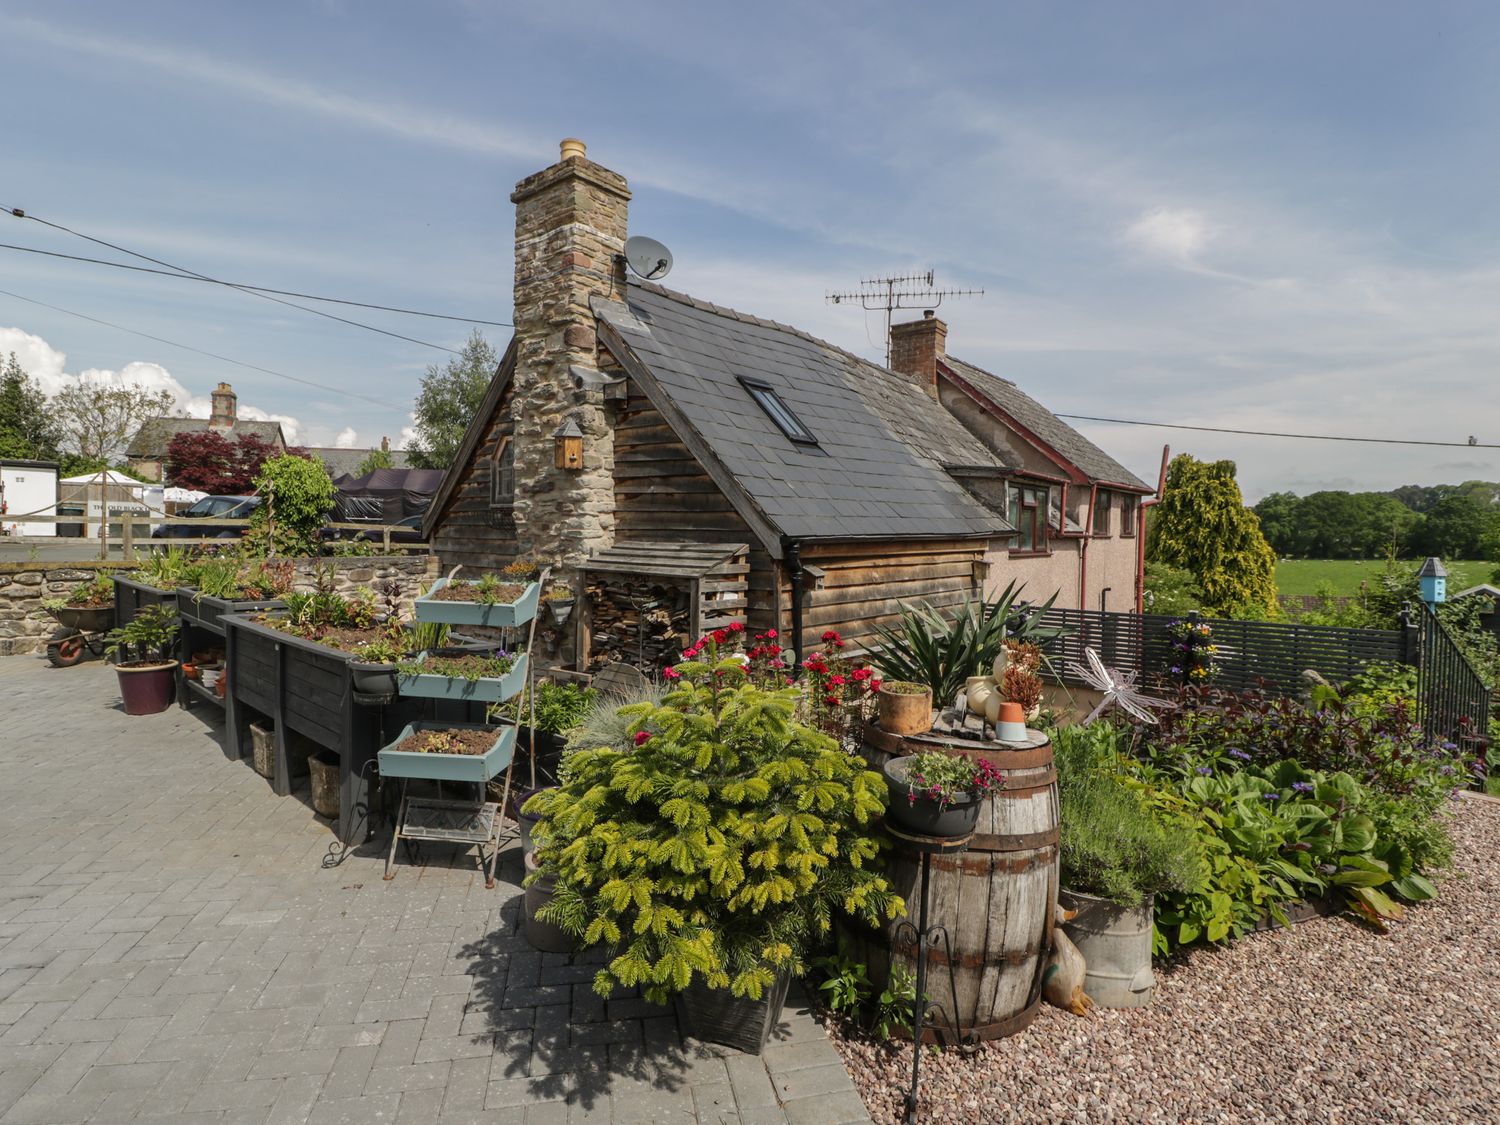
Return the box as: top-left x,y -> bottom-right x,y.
525,636 -> 903,1004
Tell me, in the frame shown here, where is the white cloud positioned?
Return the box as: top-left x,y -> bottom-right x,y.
1124,207 -> 1216,262
0,327 -> 304,444
333,427 -> 359,448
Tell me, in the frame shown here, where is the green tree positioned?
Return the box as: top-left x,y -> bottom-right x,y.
407,330 -> 497,469
1145,455 -> 1278,618
52,382 -> 175,465
247,453 -> 336,557
354,446 -> 396,475
0,353 -> 63,461
1251,491 -> 1301,557
1405,493 -> 1488,558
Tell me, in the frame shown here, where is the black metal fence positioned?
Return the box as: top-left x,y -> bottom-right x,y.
1414,600 -> 1493,748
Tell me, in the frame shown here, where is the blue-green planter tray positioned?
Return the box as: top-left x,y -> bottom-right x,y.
397,651 -> 528,703
413,578 -> 539,629
377,720 -> 517,783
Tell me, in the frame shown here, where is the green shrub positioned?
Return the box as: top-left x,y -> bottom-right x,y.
1053,724 -> 1205,907
527,638 -> 903,1004
247,454 -> 335,557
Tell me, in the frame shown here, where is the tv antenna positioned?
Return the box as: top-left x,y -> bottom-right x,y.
826,271 -> 983,367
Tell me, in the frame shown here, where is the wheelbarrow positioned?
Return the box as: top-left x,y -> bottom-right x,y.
44,605 -> 116,667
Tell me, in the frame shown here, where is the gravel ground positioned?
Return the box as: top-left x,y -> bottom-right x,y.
829,793 -> 1500,1125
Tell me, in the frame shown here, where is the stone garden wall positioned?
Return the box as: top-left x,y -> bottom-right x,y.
0,555 -> 439,657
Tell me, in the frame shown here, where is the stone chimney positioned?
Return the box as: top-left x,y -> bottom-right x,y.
509,138 -> 629,564
889,311 -> 947,398
209,382 -> 237,428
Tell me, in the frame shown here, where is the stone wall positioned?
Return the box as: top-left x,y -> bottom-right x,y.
0,555 -> 439,657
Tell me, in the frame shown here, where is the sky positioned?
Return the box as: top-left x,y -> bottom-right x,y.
4,1 -> 1500,499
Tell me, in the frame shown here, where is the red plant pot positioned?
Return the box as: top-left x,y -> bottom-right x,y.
116,661 -> 179,716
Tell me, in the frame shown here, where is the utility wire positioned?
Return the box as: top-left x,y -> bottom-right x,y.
0,240 -> 512,328
3,205 -> 461,353
0,286 -> 404,410
1056,413 -> 1500,450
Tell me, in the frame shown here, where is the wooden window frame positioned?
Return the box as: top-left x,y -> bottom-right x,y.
1120,494 -> 1137,538
1092,490 -> 1112,537
490,434 -> 515,510
1007,483 -> 1049,555
737,376 -> 819,446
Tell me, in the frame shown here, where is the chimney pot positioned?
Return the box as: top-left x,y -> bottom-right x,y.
559,138 -> 587,162
923,309 -> 935,319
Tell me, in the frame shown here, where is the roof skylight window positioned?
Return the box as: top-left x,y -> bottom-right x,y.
738,376 -> 818,446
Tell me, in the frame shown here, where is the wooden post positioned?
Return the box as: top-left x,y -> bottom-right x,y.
383,525 -> 392,554
122,514 -> 135,561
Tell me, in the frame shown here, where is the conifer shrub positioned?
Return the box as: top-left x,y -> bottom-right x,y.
526,634 -> 904,1004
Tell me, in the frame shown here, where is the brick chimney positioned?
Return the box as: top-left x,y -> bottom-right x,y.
509,139 -> 629,565
209,382 -> 237,428
889,311 -> 947,398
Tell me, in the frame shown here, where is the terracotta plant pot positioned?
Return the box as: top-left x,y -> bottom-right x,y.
877,683 -> 933,737
116,661 -> 179,716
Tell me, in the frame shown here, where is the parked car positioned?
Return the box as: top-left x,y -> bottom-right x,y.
153,495 -> 261,539
323,514 -> 425,545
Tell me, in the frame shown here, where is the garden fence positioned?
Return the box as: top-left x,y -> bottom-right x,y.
1030,604 -> 1490,746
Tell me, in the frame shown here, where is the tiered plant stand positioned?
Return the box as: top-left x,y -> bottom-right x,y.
177,589 -> 284,714
378,566 -> 546,884
220,614 -> 383,846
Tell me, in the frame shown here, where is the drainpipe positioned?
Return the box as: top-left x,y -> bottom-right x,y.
1079,483 -> 1098,612
1136,445 -> 1171,613
783,537 -> 806,671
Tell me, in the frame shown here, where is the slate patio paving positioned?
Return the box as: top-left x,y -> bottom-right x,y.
0,655 -> 872,1125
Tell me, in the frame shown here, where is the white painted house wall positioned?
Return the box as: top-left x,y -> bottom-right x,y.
0,462 -> 59,536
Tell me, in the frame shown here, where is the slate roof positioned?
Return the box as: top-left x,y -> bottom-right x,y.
125,417 -> 286,459
594,281 -> 1010,543
940,355 -> 1150,491
306,446 -> 411,478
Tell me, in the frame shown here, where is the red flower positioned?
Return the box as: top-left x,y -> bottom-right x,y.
768,645 -> 782,656
851,668 -> 871,681
870,678 -> 882,692
824,695 -> 838,706
729,621 -> 745,633
634,731 -> 651,746
829,674 -> 846,687
682,647 -> 700,660
821,630 -> 840,643
663,666 -> 681,680
765,628 -> 778,639
713,629 -> 729,644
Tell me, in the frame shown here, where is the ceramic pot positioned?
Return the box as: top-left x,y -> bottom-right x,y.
116,661 -> 179,715
883,756 -> 983,838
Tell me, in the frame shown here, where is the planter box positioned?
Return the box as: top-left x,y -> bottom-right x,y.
377,720 -> 518,784
177,588 -> 284,636
113,576 -> 176,632
413,578 -> 539,629
397,651 -> 529,704
679,970 -> 792,1054
221,613 -> 383,846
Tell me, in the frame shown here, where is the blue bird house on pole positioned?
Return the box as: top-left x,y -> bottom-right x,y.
1418,557 -> 1447,606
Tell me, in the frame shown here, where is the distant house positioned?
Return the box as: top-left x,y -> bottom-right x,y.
885,313 -> 1154,614
125,383 -> 286,482
424,140 -> 1151,670
305,437 -> 411,479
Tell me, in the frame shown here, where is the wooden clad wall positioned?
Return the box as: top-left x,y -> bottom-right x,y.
431,389 -> 518,572
613,388 -> 778,634
795,539 -> 985,656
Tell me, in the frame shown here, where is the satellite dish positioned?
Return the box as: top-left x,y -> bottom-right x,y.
623,235 -> 673,280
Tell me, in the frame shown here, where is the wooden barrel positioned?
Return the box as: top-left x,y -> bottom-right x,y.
859,722 -> 1059,1043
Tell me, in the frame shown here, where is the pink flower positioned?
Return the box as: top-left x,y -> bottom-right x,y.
634,731 -> 651,746
765,629 -> 778,639
663,666 -> 681,680
729,621 -> 745,633
829,674 -> 846,687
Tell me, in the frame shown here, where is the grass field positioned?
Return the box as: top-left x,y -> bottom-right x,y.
1275,558 -> 1495,598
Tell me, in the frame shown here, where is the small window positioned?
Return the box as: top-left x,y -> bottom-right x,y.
738,377 -> 818,445
490,435 -> 515,508
1007,483 -> 1047,552
1121,496 -> 1137,537
1092,491 -> 1111,537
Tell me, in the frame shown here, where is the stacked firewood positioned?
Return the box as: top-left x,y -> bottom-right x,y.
587,577 -> 690,670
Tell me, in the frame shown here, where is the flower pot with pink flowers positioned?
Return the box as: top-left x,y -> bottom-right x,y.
883,751 -> 1003,838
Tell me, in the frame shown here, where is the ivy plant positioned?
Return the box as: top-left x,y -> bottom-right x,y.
246,453 -> 335,557
527,635 -> 903,1004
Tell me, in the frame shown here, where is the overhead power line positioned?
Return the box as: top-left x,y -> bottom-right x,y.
1056,413 -> 1500,450
0,240 -> 512,328
0,285 -> 405,410
3,204 -> 462,354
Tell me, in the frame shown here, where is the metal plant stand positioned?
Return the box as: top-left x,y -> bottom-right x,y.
887,825 -> 975,1125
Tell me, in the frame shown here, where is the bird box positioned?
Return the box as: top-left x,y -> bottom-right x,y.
1417,556 -> 1447,605
554,418 -> 584,471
